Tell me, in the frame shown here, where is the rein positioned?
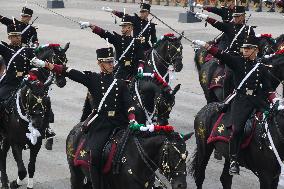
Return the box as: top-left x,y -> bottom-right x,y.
132,134 -> 187,188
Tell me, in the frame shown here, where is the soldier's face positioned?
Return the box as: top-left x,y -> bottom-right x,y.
140,11 -> 149,19
21,15 -> 32,24
233,14 -> 245,24
121,25 -> 133,35
8,35 -> 22,46
99,61 -> 114,73
242,47 -> 259,60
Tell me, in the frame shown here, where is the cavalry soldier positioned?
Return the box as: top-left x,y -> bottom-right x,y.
0,24 -> 36,103
0,7 -> 39,47
31,46 -> 137,189
196,6 -> 255,54
0,23 -> 54,150
196,0 -> 235,23
193,36 -> 276,175
103,3 -> 157,51
79,16 -> 145,80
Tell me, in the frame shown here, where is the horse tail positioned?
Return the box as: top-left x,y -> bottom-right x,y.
194,48 -> 202,72
66,123 -> 82,164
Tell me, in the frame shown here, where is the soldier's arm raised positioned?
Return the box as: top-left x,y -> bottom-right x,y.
31,60 -> 92,87
112,10 -> 124,18
206,17 -> 230,33
206,44 -> 239,70
0,15 -> 13,26
203,7 -> 223,17
90,24 -> 117,45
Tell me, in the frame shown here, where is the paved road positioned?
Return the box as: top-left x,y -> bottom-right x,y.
0,0 -> 284,188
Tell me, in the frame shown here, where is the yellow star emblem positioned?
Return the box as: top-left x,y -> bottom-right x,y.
280,45 -> 284,51
201,72 -> 207,84
218,124 -> 225,133
80,150 -> 87,158
197,122 -> 206,139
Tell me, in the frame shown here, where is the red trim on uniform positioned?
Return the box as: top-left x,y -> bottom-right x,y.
138,63 -> 144,68
204,7 -> 213,12
268,92 -> 276,103
128,113 -> 135,121
206,17 -> 217,25
51,64 -> 63,75
208,46 -> 219,55
113,11 -> 124,18
92,26 -> 103,34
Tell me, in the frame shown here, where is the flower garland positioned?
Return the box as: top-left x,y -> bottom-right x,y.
35,44 -> 61,53
130,122 -> 174,133
264,49 -> 284,58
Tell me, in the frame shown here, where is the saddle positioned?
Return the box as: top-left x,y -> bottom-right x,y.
72,126 -> 125,174
207,110 -> 263,149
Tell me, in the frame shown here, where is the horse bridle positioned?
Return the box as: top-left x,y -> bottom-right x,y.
133,136 -> 188,186
155,95 -> 175,119
152,39 -> 183,68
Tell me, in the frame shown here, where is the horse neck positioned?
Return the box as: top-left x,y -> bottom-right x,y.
152,41 -> 169,78
138,134 -> 167,166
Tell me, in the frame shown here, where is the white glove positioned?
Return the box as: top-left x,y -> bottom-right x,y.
255,34 -> 261,38
129,119 -> 138,125
79,21 -> 91,29
137,67 -> 143,74
102,6 -> 113,13
192,40 -> 207,47
31,57 -> 46,67
195,12 -> 208,20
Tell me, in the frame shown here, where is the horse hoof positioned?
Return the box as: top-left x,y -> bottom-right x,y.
27,187 -> 33,189
10,180 -> 20,189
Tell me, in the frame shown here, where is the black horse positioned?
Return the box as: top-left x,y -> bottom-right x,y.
67,122 -> 193,189
146,33 -> 184,83
189,53 -> 284,189
194,35 -> 278,103
80,33 -> 183,124
0,43 -> 69,189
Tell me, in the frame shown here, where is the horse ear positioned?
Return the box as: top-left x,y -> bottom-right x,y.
63,42 -> 70,53
178,31 -> 184,41
183,132 -> 194,141
171,84 -> 181,96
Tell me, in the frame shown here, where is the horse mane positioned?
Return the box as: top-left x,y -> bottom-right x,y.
275,34 -> 284,45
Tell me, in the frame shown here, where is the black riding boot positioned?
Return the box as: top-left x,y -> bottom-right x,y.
229,136 -> 241,175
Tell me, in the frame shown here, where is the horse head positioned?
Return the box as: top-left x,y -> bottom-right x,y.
35,42 -> 70,88
21,74 -> 53,131
156,84 -> 181,126
154,33 -> 183,73
157,131 -> 193,189
257,35 -> 277,57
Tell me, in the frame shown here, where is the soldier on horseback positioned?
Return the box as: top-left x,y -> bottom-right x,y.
193,35 -> 276,175
196,6 -> 255,53
0,23 -> 55,149
103,3 -> 157,51
79,16 -> 145,80
31,46 -> 137,189
0,7 -> 39,47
